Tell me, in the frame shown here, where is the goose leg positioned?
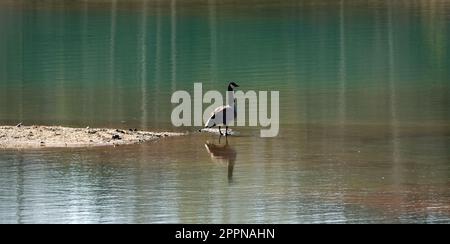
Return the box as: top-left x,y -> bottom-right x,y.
225,126 -> 229,137
218,126 -> 223,136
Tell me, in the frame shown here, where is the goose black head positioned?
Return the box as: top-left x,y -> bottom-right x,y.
228,82 -> 239,91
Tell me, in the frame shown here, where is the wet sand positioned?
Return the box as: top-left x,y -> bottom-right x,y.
0,125 -> 184,149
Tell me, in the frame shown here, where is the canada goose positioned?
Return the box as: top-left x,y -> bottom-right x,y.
201,82 -> 239,136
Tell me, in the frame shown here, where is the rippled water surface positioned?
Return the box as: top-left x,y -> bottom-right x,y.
0,0 -> 449,223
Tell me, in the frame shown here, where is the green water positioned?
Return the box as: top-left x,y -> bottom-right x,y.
0,0 -> 449,223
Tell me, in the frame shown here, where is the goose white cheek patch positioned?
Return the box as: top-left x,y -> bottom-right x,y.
171,82 -> 280,138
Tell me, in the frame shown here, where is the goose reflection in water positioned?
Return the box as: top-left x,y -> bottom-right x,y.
204,140 -> 237,183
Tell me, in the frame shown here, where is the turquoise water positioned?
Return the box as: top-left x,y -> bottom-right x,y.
0,0 -> 449,223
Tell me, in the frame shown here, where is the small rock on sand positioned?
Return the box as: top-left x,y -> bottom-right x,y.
112,134 -> 122,140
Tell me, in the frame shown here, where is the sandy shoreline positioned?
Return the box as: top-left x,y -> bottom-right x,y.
0,125 -> 184,149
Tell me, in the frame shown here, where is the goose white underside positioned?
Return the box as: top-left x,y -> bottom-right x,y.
199,128 -> 239,136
